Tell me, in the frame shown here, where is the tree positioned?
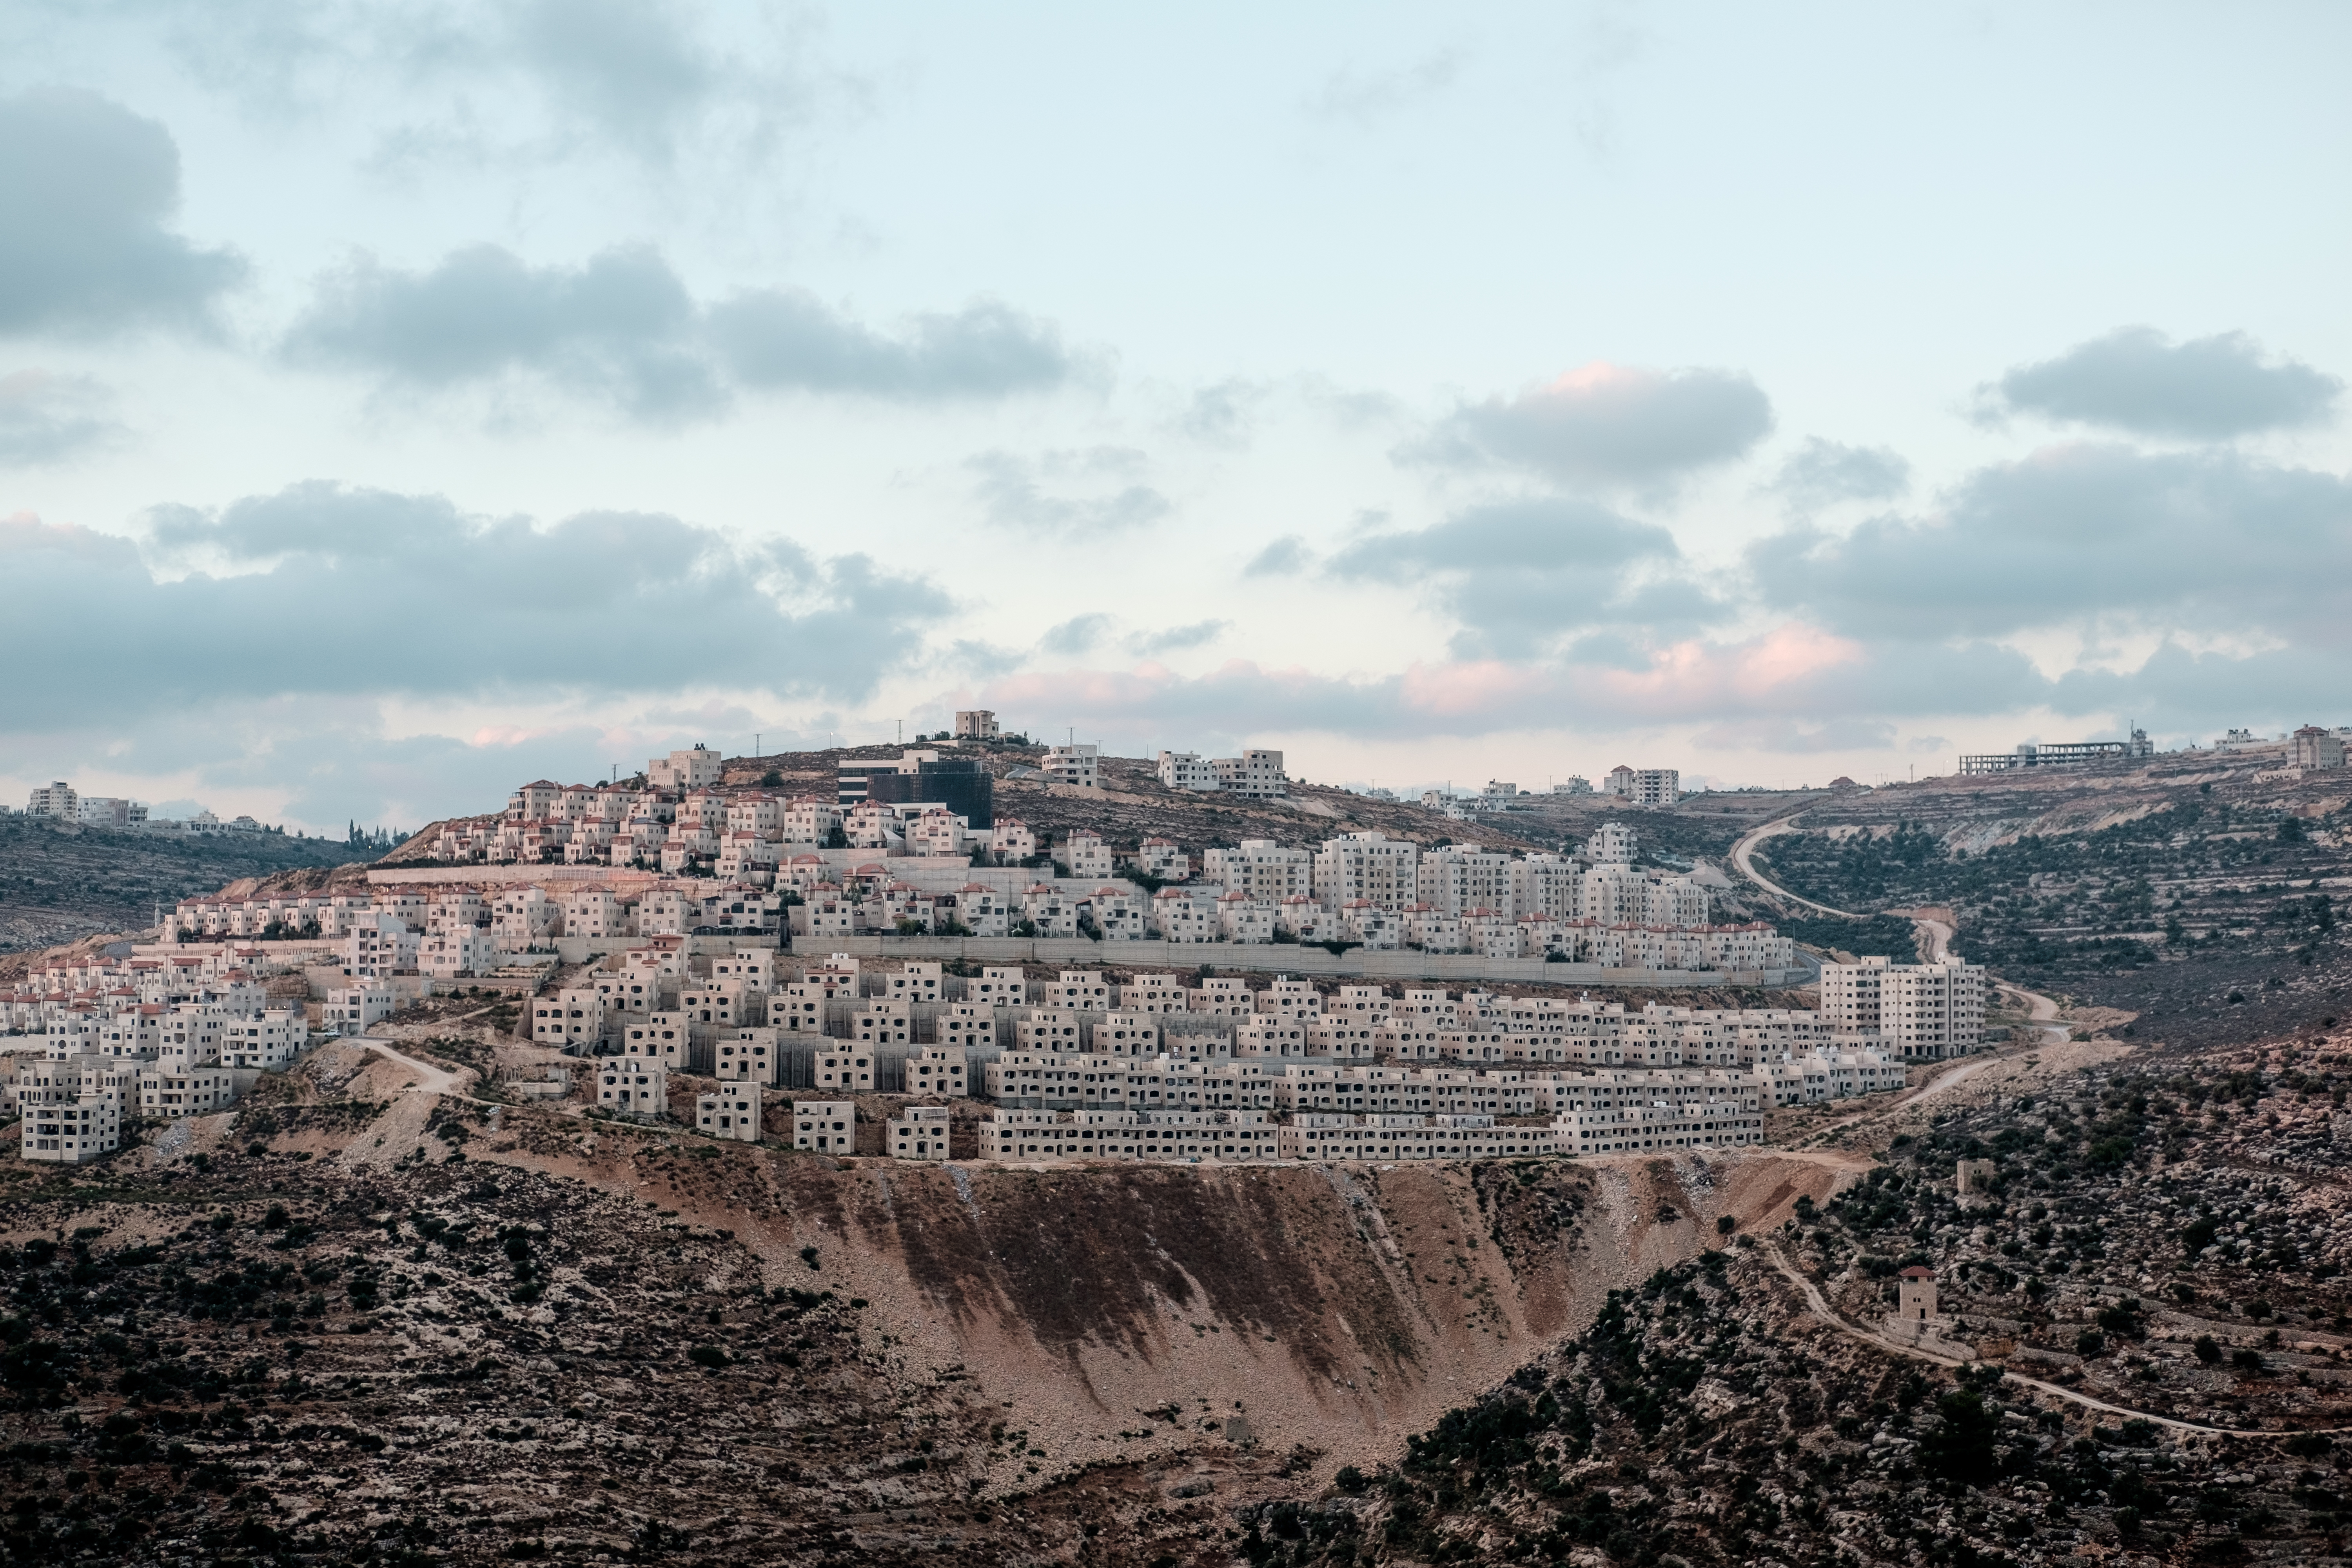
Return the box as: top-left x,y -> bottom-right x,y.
1917,1386 -> 2000,1488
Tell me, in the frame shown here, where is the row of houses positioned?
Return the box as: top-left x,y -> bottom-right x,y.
528,949 -> 1977,1072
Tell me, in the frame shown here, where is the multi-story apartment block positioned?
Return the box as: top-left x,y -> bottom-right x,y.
323,984 -> 395,1034
1313,831 -> 1420,912
1417,848 -> 1515,916
343,914 -> 419,980
26,782 -> 79,819
1818,955 -> 1987,1060
532,988 -> 605,1050
695,1081 -> 761,1142
1603,766 -> 1679,806
1058,831 -> 1115,879
991,818 -> 1038,861
955,710 -> 1000,741
597,1059 -> 668,1118
1213,749 -> 1287,798
648,746 -> 723,790
889,1105 -> 953,1160
1203,840 -> 1312,902
793,1100 -> 855,1152
1043,744 -> 1100,789
1158,751 -> 1220,791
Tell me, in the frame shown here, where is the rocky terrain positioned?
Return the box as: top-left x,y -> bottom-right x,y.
7,996 -> 2351,1564
1750,753 -> 2352,1039
0,818 -> 369,958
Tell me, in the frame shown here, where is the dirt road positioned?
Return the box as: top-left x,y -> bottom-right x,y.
1765,1245 -> 2350,1440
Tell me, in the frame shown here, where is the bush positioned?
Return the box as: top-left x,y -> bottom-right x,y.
686,1345 -> 729,1370
2231,1348 -> 2266,1372
2192,1335 -> 2222,1364
2074,1329 -> 2107,1357
1334,1465 -> 1367,1494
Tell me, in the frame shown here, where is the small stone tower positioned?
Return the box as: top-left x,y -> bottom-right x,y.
1956,1159 -> 1996,1198
1897,1266 -> 1938,1323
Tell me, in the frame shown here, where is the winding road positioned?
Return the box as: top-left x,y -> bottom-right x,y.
1728,811 -> 2070,1043
1764,1244 -> 2350,1440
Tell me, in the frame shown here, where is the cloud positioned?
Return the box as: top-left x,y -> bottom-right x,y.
1326,497 -> 1717,658
0,482 -> 948,734
1409,361 -> 1773,488
1308,50 -> 1465,123
0,370 -> 122,463
966,448 -> 1171,536
287,244 -> 720,419
285,243 -> 1076,418
1767,436 -> 1910,509
1688,717 -> 1895,754
1128,619 -> 1227,655
1176,379 -> 1259,446
508,0 -> 726,160
1982,327 -> 2343,439
0,88 -> 246,338
1243,534 -> 1312,577
1039,614 -> 1113,657
54,0 -> 829,176
1752,443 -> 2352,644
709,291 -> 1074,399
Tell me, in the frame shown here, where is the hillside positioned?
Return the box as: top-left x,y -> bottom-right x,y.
0,816 -> 372,956
3,1009 -> 2348,1563
1747,753 -> 2352,1045
381,741 -> 1822,873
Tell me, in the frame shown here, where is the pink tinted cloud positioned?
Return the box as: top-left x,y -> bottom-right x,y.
977,626 -> 1869,743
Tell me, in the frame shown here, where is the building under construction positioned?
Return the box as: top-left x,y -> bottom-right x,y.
1958,728 -> 2154,776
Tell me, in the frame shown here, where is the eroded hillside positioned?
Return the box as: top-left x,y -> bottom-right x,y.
0,1036 -> 1845,1565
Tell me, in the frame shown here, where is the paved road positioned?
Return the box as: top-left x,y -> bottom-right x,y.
1728,813 -> 2071,1042
1728,814 -> 1860,918
1764,1245 -> 2352,1439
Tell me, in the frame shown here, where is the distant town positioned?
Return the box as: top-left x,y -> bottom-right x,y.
5,727 -> 1998,1172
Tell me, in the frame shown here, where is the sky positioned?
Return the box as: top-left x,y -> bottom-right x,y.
4,2 -> 2350,831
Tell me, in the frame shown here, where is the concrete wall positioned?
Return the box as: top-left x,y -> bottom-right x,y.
808,935 -> 1804,989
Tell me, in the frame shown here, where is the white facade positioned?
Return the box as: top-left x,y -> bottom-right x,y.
1203,840 -> 1312,903
793,1099 -> 856,1152
1313,831 -> 1420,912
696,1080 -> 762,1142
1818,955 -> 1987,1060
649,746 -> 724,789
1043,744 -> 1100,788
1158,750 -> 1221,791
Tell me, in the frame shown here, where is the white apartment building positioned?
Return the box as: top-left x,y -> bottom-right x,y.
1158,751 -> 1220,791
715,1028 -> 779,1083
1818,955 -> 1987,1060
1058,831 -> 1115,879
531,988 -> 604,1049
1203,840 -> 1313,903
1215,749 -> 1287,798
1043,744 -> 1100,788
794,1100 -> 855,1153
695,1081 -> 761,1142
649,746 -> 724,789
888,1105 -> 952,1160
991,818 -> 1039,861
343,915 -> 419,980
1313,831 -> 1421,912
21,1085 -> 121,1163
1419,848 -> 1514,916
26,782 -> 78,819
955,710 -> 1000,740
323,984 -> 395,1034
1604,766 -> 1680,806
597,1059 -> 669,1117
